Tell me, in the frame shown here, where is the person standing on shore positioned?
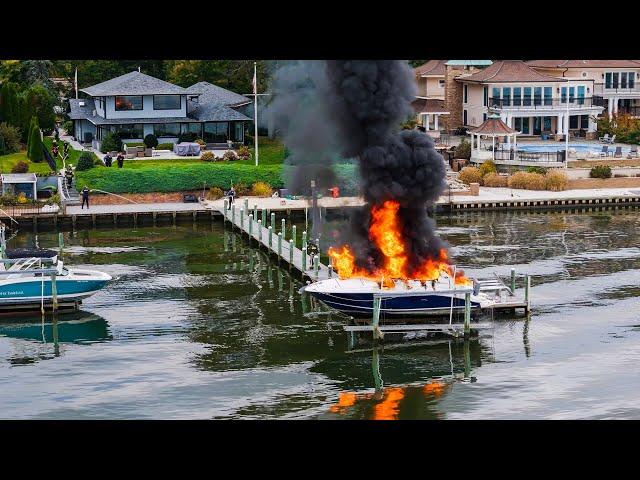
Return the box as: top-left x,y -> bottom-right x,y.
117,152 -> 124,168
81,186 -> 90,210
104,153 -> 113,167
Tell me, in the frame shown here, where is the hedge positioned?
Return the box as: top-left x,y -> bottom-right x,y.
75,163 -> 361,195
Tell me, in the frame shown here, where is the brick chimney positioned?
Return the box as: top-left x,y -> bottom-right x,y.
443,64 -> 464,131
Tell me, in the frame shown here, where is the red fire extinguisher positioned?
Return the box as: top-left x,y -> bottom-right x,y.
330,186 -> 339,198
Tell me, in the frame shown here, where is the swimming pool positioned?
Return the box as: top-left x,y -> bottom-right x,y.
517,143 -> 631,155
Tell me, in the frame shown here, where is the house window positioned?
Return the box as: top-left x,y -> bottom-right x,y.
544,87 -> 552,106
533,87 -> 542,106
513,87 -> 521,106
581,115 -> 589,129
463,85 -> 468,103
492,87 -> 500,106
231,122 -> 244,142
621,72 -> 628,89
113,124 -> 144,139
630,72 -> 636,89
203,122 -> 229,143
605,72 -> 612,89
577,86 -> 585,105
612,72 -> 619,88
153,123 -> 181,137
523,87 -> 532,106
115,95 -> 143,111
463,109 -> 468,125
483,87 -> 488,106
438,79 -> 445,88
569,115 -> 579,129
180,123 -> 202,137
153,95 -> 181,110
502,87 -> 511,106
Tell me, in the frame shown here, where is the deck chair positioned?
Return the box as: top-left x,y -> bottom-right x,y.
614,146 -> 623,158
600,145 -> 609,157
608,134 -> 617,144
599,133 -> 610,143
628,145 -> 639,158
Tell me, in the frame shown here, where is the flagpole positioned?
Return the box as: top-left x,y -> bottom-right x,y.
254,62 -> 259,167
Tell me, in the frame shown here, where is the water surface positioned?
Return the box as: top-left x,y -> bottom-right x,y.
1,209 -> 640,419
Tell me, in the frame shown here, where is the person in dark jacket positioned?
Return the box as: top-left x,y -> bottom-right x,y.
81,186 -> 90,210
117,152 -> 124,168
227,186 -> 236,208
104,153 -> 113,167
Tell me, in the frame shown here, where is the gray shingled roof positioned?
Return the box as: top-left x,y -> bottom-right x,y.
68,98 -> 96,119
188,101 -> 251,122
80,71 -> 191,96
186,81 -> 251,107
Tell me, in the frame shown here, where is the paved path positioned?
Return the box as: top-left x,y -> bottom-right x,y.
65,202 -> 207,215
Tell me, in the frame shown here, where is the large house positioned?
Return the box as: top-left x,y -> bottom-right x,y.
68,71 -> 252,150
458,60 -> 604,139
526,60 -> 640,119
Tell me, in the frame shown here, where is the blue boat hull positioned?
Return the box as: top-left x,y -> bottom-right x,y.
309,291 -> 481,317
0,279 -> 109,305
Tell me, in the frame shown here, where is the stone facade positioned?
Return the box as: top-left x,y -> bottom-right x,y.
443,65 -> 464,131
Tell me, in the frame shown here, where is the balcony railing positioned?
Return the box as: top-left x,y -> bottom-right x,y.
593,83 -> 640,95
488,97 -> 598,109
493,147 -> 566,164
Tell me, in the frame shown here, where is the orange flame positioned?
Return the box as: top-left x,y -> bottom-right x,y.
328,200 -> 470,286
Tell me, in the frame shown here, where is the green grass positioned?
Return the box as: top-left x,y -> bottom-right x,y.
0,137 -> 91,174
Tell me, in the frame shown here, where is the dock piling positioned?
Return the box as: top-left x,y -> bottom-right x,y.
244,198 -> 249,213
313,255 -> 319,280
464,291 -> 471,336
278,232 -> 282,259
372,296 -> 383,340
240,208 -> 244,229
302,231 -> 307,271
292,225 -> 297,246
289,238 -> 294,266
248,214 -> 253,239
50,273 -> 58,312
281,218 -> 286,237
224,199 -> 228,218
232,205 -> 236,225
510,268 -> 516,295
257,219 -> 262,239
525,275 -> 531,313
270,212 -> 276,230
253,204 -> 258,220
268,226 -> 273,248
261,208 -> 266,225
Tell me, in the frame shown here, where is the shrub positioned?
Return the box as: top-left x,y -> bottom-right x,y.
11,160 -> 29,173
194,138 -> 206,146
234,182 -> 250,195
177,132 -> 197,143
454,139 -> 471,160
205,187 -> 224,200
144,134 -> 158,148
201,151 -> 216,162
483,173 -> 508,187
478,159 -> 497,177
94,158 -> 105,166
251,181 -> 273,197
74,164 -> 284,194
526,166 -> 548,175
62,120 -> 74,136
76,151 -> 96,171
223,150 -> 238,161
545,170 -> 568,191
0,194 -> 17,205
157,142 -> 174,150
590,165 -> 612,179
458,166 -> 483,185
0,134 -> 4,155
508,171 -> 546,190
101,133 -> 121,153
236,145 -> 251,160
0,122 -> 21,153
17,192 -> 28,204
245,134 -> 254,146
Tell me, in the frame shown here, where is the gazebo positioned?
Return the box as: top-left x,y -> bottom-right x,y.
469,113 -> 518,161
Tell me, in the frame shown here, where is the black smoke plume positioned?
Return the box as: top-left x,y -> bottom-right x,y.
324,60 -> 448,275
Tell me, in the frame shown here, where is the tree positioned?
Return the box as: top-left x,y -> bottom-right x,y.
26,115 -> 38,153
27,119 -> 43,163
0,82 -> 20,126
21,84 -> 56,135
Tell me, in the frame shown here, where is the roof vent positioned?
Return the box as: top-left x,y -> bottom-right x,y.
78,100 -> 85,106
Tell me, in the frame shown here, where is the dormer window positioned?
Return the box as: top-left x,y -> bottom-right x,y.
115,95 -> 143,111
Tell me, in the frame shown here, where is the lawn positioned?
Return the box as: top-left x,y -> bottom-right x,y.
0,137 -> 88,174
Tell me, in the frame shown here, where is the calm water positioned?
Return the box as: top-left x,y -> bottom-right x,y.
2,209 -> 640,419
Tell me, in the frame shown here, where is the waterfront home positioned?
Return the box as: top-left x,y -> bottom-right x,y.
526,60 -> 640,119
457,60 -> 604,139
67,71 -> 251,151
412,60 -> 493,134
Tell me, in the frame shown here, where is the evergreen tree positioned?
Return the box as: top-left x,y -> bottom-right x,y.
26,115 -> 37,153
27,118 -> 43,163
0,82 -> 19,126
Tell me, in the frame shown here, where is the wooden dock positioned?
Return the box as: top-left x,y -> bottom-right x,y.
218,199 -> 331,282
